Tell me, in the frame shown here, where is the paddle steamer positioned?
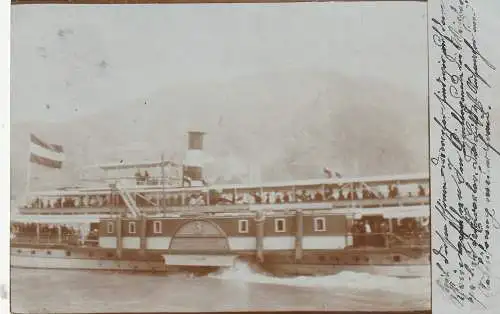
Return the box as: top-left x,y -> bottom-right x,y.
11,132 -> 430,278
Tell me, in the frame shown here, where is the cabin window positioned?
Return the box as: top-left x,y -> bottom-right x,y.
128,222 -> 136,234
274,218 -> 286,232
153,221 -> 162,234
238,220 -> 249,233
313,217 -> 326,232
107,222 -> 114,234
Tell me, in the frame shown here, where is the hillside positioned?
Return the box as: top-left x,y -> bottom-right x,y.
10,71 -> 428,197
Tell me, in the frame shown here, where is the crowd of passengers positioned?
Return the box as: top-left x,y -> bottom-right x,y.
25,184 -> 428,209
134,170 -> 160,185
11,223 -> 79,237
350,217 -> 430,247
11,223 -> 99,245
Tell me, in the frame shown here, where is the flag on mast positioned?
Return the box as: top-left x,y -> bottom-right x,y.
29,134 -> 65,169
323,167 -> 342,179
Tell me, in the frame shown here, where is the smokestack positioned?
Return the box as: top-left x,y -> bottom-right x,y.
183,131 -> 205,187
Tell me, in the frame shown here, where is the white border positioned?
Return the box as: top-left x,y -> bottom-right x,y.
0,0 -> 10,311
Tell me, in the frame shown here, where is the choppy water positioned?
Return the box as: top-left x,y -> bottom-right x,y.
11,262 -> 430,313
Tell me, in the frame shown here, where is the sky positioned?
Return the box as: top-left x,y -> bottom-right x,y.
11,2 -> 427,124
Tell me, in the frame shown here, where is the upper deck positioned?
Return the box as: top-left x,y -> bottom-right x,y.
18,171 -> 430,217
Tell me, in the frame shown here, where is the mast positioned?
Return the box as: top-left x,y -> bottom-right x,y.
161,153 -> 165,210
25,134 -> 32,207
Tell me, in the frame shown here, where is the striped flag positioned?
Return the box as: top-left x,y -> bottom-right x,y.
29,134 -> 65,169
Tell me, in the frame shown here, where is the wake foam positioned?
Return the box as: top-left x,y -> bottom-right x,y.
209,261 -> 430,296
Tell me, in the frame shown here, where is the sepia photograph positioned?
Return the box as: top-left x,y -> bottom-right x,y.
10,1 -> 430,312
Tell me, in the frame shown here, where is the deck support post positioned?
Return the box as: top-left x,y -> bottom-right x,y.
57,225 -> 62,243
255,211 -> 265,263
295,209 -> 303,262
35,223 -> 40,244
387,218 -> 393,248
116,216 -> 123,259
139,215 -> 147,256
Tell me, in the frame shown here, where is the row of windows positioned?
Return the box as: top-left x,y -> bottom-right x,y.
239,217 -> 326,233
106,221 -> 163,234
106,217 -> 328,235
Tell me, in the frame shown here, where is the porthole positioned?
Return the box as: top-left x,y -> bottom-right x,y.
318,255 -> 325,262
364,257 -> 369,262
16,249 -> 21,254
354,256 -> 360,263
31,250 -> 36,255
46,251 -> 52,255
393,255 -> 401,262
65,251 -> 71,257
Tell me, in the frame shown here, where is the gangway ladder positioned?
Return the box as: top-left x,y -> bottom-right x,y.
113,182 -> 141,218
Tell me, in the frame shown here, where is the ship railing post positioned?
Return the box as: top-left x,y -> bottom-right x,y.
387,218 -> 393,248
295,209 -> 303,262
140,214 -> 147,257
57,224 -> 62,244
255,211 -> 265,263
35,223 -> 40,244
116,216 -> 123,259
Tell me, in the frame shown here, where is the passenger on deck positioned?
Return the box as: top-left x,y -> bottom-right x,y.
364,220 -> 372,246
388,185 -> 400,198
362,188 -> 370,200
314,191 -> 323,202
283,191 -> 290,203
144,171 -> 150,184
418,185 -> 426,197
338,190 -> 345,201
135,169 -> 143,185
254,192 -> 262,204
275,193 -> 282,204
264,193 -> 270,204
364,220 -> 372,234
324,187 -> 335,200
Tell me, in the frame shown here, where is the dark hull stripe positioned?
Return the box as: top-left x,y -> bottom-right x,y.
11,266 -> 169,273
30,133 -> 64,153
30,153 -> 63,168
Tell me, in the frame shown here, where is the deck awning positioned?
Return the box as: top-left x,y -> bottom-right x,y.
11,214 -> 105,224
162,254 -> 237,267
350,205 -> 429,219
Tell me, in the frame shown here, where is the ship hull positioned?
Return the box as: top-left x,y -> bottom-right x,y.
253,263 -> 429,278
11,247 -> 429,278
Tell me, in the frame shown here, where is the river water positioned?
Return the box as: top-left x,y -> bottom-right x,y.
11,263 -> 430,313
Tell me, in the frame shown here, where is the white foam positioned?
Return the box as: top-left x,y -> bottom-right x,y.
209,261 -> 430,296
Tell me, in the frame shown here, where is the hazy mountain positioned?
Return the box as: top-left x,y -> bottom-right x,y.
10,71 -> 428,197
